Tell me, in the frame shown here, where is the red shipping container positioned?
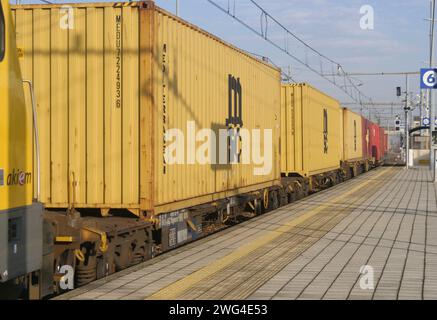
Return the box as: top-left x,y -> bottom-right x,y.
361,116 -> 371,160
379,127 -> 385,160
369,122 -> 382,161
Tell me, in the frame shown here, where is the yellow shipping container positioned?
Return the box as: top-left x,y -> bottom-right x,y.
13,1 -> 281,217
281,83 -> 343,177
342,108 -> 363,161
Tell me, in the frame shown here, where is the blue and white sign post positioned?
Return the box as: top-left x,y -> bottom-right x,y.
420,69 -> 437,89
421,117 -> 437,126
421,68 -> 437,181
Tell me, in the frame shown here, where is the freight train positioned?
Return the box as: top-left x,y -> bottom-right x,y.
0,0 -> 387,299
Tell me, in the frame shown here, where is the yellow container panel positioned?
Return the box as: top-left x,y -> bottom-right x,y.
69,8 -> 86,205
86,7 -> 105,204
121,6 -> 139,205
152,10 -> 281,207
14,5 -> 141,208
33,9 -> 51,203
13,2 -> 281,214
103,6 -> 121,205
342,108 -> 364,161
281,84 -> 343,177
50,8 -> 69,205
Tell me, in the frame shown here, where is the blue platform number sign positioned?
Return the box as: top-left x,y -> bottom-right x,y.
421,68 -> 437,89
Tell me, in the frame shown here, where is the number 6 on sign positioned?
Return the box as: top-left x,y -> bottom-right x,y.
421,68 -> 437,89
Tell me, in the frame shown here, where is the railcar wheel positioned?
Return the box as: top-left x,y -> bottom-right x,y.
262,189 -> 269,213
288,192 -> 296,204
279,189 -> 288,207
254,199 -> 263,215
131,247 -> 146,266
76,255 -> 97,287
269,191 -> 279,211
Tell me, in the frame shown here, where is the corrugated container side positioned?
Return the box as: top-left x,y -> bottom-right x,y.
281,83 -> 343,177
13,2 -> 281,215
369,122 -> 381,161
342,108 -> 363,161
151,7 -> 281,212
13,4 -> 141,208
379,127 -> 386,158
361,116 -> 370,160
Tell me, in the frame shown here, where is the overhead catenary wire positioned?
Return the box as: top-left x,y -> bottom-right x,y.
205,0 -> 373,115
243,50 -> 297,83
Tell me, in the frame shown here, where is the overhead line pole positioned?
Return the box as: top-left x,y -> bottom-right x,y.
405,74 -> 410,169
430,0 -> 436,181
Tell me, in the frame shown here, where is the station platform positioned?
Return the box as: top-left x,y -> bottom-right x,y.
57,167 -> 437,300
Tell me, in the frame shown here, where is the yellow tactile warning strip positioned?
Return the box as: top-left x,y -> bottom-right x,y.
148,168 -> 394,300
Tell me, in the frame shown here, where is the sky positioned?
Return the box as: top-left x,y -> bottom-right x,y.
16,0 -> 432,125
